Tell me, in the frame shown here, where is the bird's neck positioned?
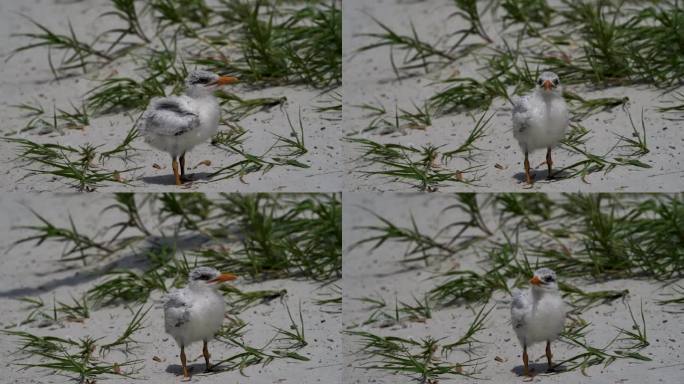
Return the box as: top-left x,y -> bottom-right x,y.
537,89 -> 562,104
532,287 -> 560,307
186,89 -> 218,101
189,282 -> 218,293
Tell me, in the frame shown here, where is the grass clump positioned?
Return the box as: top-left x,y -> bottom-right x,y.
350,138 -> 484,192
557,303 -> 651,374
9,19 -> 113,76
557,108 -> 652,182
202,1 -> 341,88
273,302 -> 307,349
150,0 -> 213,36
88,247 -> 191,306
348,111 -> 490,191
2,324 -> 144,383
6,138 -> 138,191
221,286 -> 287,313
442,305 -> 493,354
349,331 -> 482,382
102,0 -> 150,47
86,43 -> 187,115
209,108 -> 310,181
198,193 -> 341,281
99,305 -> 151,355
12,211 -> 115,264
355,194 -> 683,311
358,19 -> 455,76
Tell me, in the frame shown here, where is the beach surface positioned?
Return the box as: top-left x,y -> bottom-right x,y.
343,0 -> 683,192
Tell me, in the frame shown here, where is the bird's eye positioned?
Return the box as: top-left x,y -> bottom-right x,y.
197,274 -> 212,280
537,79 -> 543,85
553,78 -> 559,85
544,276 -> 554,283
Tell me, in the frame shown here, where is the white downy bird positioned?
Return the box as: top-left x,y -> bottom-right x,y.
139,70 -> 239,186
510,268 -> 566,377
164,267 -> 238,379
512,71 -> 569,184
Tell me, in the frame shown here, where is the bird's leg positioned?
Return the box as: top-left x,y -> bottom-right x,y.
524,151 -> 533,184
546,147 -> 554,179
180,345 -> 189,379
172,158 -> 182,186
203,340 -> 212,372
546,340 -> 554,371
179,152 -> 190,183
523,345 -> 529,377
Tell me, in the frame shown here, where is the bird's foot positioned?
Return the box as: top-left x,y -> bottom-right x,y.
180,175 -> 193,183
524,171 -> 535,185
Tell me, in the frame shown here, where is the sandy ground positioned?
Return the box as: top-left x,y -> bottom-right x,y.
342,193 -> 684,383
342,0 -> 684,192
0,0 -> 342,192
0,194 -> 342,383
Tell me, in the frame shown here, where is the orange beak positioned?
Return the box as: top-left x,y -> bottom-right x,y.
529,275 -> 542,286
209,273 -> 238,283
543,80 -> 553,91
216,76 -> 239,85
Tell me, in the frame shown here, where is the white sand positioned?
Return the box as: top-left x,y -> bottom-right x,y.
0,194 -> 342,383
0,0 -> 342,192
342,193 -> 684,383
343,0 -> 684,192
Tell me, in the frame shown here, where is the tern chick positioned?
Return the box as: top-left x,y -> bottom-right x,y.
511,268 -> 566,377
512,71 -> 569,184
139,70 -> 238,186
164,267 -> 237,379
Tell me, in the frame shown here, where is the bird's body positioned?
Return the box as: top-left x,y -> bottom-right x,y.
510,268 -> 566,377
138,70 -> 238,185
512,93 -> 568,152
164,279 -> 225,348
141,95 -> 220,160
511,72 -> 569,184
163,267 -> 237,379
511,285 -> 565,347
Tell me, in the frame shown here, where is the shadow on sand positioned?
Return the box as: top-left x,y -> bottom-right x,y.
0,234 -> 210,298
141,172 -> 213,186
511,362 -> 566,378
512,169 -> 572,184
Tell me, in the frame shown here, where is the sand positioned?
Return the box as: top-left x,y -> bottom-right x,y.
0,194 -> 342,383
342,192 -> 684,383
342,0 -> 684,192
0,0 -> 342,192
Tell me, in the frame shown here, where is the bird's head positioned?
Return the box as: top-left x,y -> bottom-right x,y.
529,267 -> 558,293
536,71 -> 561,95
188,266 -> 238,289
185,70 -> 239,98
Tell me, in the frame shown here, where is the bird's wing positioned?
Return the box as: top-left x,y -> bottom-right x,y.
510,288 -> 530,330
512,95 -> 532,133
164,289 -> 192,329
140,96 -> 200,136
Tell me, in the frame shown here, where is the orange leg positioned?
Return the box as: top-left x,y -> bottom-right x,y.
172,159 -> 182,186
203,340 -> 212,371
546,340 -> 554,371
524,151 -> 533,184
180,345 -> 189,379
179,152 -> 190,183
546,147 -> 554,179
